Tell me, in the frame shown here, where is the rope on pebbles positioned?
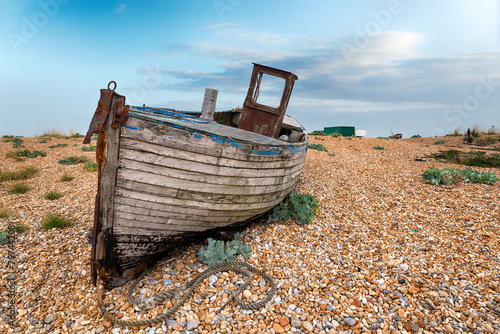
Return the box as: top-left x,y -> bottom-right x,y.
97,260 -> 276,327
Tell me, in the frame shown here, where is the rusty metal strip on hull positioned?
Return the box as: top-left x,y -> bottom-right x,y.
84,81 -> 129,287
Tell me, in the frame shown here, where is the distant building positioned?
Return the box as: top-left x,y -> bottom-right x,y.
355,129 -> 366,137
324,126 -> 366,137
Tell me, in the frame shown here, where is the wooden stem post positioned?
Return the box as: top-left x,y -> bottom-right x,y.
201,88 -> 218,121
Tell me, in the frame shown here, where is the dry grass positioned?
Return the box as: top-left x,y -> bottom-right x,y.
37,128 -> 84,139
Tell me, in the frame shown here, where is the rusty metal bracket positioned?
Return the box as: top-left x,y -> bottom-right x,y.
83,81 -> 130,143
83,89 -> 114,144
112,99 -> 130,128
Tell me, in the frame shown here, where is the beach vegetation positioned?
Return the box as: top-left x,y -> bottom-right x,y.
198,232 -> 251,267
41,214 -> 73,230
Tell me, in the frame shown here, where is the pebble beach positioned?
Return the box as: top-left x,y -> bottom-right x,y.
1,134 -> 499,334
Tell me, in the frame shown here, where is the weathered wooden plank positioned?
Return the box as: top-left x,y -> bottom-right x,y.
118,158 -> 300,188
115,210 -> 219,228
114,189 -> 276,217
118,148 -> 302,179
120,137 -> 304,170
219,147 -> 306,161
116,168 -> 297,196
113,194 -> 271,219
122,119 -> 223,158
114,248 -> 164,263
116,178 -> 288,206
96,94 -> 123,265
115,211 -> 231,230
114,202 -> 238,222
116,178 -> 179,198
115,196 -> 218,217
122,117 -> 307,163
115,217 -> 211,232
113,226 -> 181,240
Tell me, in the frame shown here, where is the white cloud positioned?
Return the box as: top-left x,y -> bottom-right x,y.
289,97 -> 445,114
139,26 -> 500,134
202,22 -> 240,30
114,3 -> 127,14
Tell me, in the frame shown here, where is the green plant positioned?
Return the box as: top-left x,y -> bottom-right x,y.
9,182 -> 30,194
433,140 -> 445,145
81,145 -> 96,151
12,138 -> 23,148
308,130 -> 326,136
328,153 -> 335,157
7,150 -> 46,160
461,168 -> 498,184
473,137 -> 499,146
411,135 -> 422,138
198,232 -> 251,267
429,150 -> 500,168
330,132 -> 341,138
422,167 -> 498,185
0,232 -> 8,245
13,225 -> 27,234
464,151 -> 500,168
5,152 -> 24,162
83,161 -> 98,172
308,143 -> 328,152
49,143 -> 68,149
41,214 -> 73,230
268,191 -> 319,225
39,138 -> 51,143
0,225 -> 26,245
0,167 -> 38,182
0,224 -> 26,245
60,173 -> 75,182
0,210 -> 11,218
58,155 -> 88,165
373,145 -> 386,150
43,191 -> 63,200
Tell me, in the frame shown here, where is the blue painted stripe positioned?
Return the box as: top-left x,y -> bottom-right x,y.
121,125 -> 139,130
129,110 -> 307,156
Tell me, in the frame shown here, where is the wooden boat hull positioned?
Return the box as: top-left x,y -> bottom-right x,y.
93,106 -> 308,287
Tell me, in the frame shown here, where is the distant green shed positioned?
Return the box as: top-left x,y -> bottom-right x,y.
324,126 -> 355,136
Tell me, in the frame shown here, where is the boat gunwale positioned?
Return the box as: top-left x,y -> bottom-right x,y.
128,107 -> 308,151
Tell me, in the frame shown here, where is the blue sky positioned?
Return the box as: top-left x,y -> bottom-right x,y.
1,0 -> 499,138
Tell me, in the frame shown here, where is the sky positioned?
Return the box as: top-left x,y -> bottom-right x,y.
0,0 -> 499,138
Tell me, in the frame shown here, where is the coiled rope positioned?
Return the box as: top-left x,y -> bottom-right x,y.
97,260 -> 275,327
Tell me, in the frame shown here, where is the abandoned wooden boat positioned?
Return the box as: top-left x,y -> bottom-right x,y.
85,63 -> 308,288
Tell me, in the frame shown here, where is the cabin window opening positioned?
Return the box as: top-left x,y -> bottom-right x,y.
251,73 -> 286,109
